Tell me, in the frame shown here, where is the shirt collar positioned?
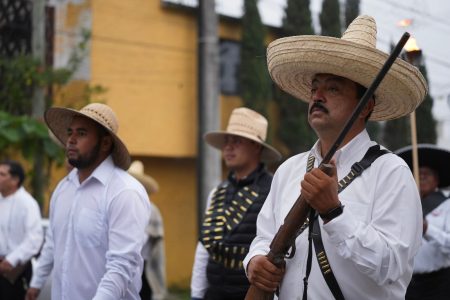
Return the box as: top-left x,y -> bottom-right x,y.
0,186 -> 23,201
228,163 -> 265,187
310,129 -> 372,168
67,155 -> 115,187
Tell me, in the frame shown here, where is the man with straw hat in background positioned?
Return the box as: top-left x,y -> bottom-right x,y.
128,160 -> 167,300
25,103 -> 151,300
190,107 -> 281,300
396,144 -> 450,299
244,15 -> 427,299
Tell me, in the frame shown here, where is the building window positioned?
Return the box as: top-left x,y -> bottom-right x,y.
220,39 -> 240,95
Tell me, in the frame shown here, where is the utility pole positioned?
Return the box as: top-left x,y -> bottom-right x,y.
197,0 -> 221,230
31,0 -> 46,204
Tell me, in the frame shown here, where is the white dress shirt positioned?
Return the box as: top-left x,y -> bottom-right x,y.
190,189 -> 216,299
0,187 -> 43,266
244,130 -> 422,300
30,156 -> 151,300
413,198 -> 450,273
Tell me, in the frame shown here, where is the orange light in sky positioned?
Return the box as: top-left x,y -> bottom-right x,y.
397,19 -> 413,27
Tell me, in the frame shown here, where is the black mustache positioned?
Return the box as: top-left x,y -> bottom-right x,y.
309,102 -> 329,114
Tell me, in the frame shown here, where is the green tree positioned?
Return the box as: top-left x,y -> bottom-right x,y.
382,51 -> 437,150
416,64 -> 437,143
239,0 -> 271,116
0,30 -> 101,205
382,116 -> 410,150
320,0 -> 341,37
277,0 -> 317,155
344,0 -> 360,27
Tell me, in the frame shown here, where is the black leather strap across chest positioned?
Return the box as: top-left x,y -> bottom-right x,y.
302,144 -> 389,300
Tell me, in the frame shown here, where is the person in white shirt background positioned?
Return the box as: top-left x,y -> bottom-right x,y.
0,159 -> 43,300
396,144 -> 450,300
25,103 -> 151,300
244,15 -> 427,299
128,160 -> 168,300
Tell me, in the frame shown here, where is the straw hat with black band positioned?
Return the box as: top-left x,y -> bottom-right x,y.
267,15 -> 428,121
396,144 -> 450,188
45,103 -> 131,170
204,107 -> 282,162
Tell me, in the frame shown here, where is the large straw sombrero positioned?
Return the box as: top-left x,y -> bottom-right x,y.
396,144 -> 450,188
44,103 -> 131,170
204,107 -> 282,162
267,15 -> 428,121
128,160 -> 159,194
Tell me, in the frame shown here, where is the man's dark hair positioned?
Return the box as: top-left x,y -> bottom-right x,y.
96,124 -> 114,154
355,82 -> 376,122
0,159 -> 25,187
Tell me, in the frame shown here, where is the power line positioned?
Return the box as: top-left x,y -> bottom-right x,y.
364,0 -> 450,33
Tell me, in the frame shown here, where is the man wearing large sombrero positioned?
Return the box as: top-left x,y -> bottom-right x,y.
191,107 -> 281,300
396,144 -> 450,299
26,103 -> 151,300
244,15 -> 426,299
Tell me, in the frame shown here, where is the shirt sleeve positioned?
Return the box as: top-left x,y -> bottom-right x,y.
324,163 -> 422,285
190,188 -> 217,298
6,196 -> 43,267
29,219 -> 55,289
190,242 -> 209,298
243,169 -> 280,272
424,199 -> 450,255
93,189 -> 150,300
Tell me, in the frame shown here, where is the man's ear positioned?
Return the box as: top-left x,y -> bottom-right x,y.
361,98 -> 375,120
101,135 -> 113,153
10,175 -> 20,189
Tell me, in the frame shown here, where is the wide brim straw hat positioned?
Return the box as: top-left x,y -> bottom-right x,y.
396,144 -> 450,188
204,107 -> 282,162
267,15 -> 428,121
128,160 -> 159,194
44,103 -> 131,170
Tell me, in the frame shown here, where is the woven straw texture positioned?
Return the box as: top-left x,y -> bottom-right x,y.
204,107 -> 281,162
45,103 -> 131,170
267,15 -> 428,121
128,160 -> 159,194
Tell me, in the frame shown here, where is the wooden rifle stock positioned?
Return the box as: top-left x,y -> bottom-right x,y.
245,32 -> 411,300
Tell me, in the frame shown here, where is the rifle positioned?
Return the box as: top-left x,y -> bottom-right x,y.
244,32 -> 411,300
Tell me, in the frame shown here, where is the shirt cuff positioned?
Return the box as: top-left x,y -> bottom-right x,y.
243,249 -> 268,276
323,208 -> 357,245
5,253 -> 20,268
30,275 -> 47,290
424,223 -> 439,242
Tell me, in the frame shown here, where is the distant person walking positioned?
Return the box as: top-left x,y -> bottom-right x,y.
0,159 -> 43,300
128,160 -> 167,300
397,144 -> 450,300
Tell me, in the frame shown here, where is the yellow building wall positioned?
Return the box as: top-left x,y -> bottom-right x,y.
91,0 -> 198,158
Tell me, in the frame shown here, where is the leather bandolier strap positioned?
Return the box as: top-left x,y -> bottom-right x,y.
200,183 -> 260,270
302,144 -> 389,300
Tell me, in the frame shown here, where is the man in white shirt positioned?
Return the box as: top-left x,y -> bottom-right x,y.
244,15 -> 427,299
191,107 -> 281,300
0,159 -> 43,300
25,103 -> 151,300
396,144 -> 450,300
